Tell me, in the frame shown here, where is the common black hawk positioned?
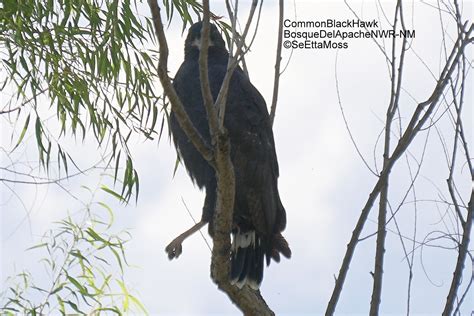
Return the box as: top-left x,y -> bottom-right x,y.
166,21 -> 291,290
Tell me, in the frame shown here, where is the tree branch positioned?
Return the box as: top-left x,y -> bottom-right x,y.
326,22 -> 474,316
269,0 -> 284,126
204,1 -> 275,314
210,131 -> 275,315
370,1 -> 406,313
199,1 -> 220,140
147,0 -> 213,163
148,1 -> 275,314
216,0 -> 259,128
446,42 -> 468,227
0,106 -> 21,114
442,191 -> 474,316
442,33 -> 473,314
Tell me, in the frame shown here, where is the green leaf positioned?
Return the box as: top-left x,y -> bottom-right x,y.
56,295 -> 65,315
116,279 -> 129,311
85,227 -> 107,243
93,307 -> 122,315
97,201 -> 115,228
129,294 -> 148,315
34,116 -> 45,152
65,300 -> 83,314
70,250 -> 91,265
25,242 -> 48,251
101,185 -> 126,203
12,113 -> 30,151
66,276 -> 88,295
51,283 -> 66,295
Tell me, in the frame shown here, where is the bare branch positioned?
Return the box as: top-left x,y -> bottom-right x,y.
442,31 -> 473,313
147,0 -> 213,163
442,191 -> 474,316
0,106 -> 21,115
446,52 -> 468,226
269,0 -> 284,126
334,52 -> 378,176
370,1 -> 407,313
181,197 -> 212,253
325,20 -> 474,316
453,254 -> 474,314
199,1 -> 220,140
216,0 -> 259,128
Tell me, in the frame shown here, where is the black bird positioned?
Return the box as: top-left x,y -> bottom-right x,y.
166,21 -> 291,290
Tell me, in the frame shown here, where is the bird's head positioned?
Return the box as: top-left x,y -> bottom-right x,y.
184,21 -> 227,58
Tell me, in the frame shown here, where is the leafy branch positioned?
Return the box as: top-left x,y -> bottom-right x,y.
1,0 -> 161,201
0,186 -> 146,315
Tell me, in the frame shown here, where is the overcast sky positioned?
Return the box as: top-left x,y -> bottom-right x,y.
1,1 -> 473,315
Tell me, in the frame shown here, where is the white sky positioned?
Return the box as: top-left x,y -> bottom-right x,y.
1,1 -> 473,315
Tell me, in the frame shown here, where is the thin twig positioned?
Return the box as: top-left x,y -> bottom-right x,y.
452,254 -> 473,314
370,2 -> 406,313
442,22 -> 474,313
0,106 -> 21,114
335,51 -> 378,176
442,191 -> 474,316
269,0 -> 283,126
216,0 -> 259,128
325,21 -> 474,316
181,197 -> 212,253
199,1 -> 220,140
446,45 -> 467,226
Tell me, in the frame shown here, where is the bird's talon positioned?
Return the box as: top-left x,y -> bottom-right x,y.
165,240 -> 183,260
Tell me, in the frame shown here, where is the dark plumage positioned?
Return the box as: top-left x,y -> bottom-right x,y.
169,21 -> 291,289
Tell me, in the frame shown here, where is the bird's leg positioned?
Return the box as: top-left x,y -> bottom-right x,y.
165,220 -> 207,260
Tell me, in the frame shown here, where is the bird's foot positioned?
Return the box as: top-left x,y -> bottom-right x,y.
165,237 -> 183,260
164,221 -> 207,260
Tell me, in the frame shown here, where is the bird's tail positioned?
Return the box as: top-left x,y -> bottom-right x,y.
230,230 -> 264,290
230,230 -> 291,290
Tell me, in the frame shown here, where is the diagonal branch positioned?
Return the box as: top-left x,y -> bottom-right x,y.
216,0 -> 259,128
326,22 -> 474,316
442,191 -> 474,316
446,40 -> 468,227
442,32 -> 473,314
0,106 -> 21,115
147,0 -> 213,163
269,0 -> 284,126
